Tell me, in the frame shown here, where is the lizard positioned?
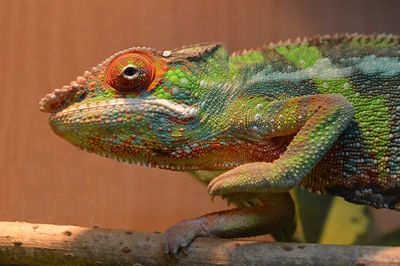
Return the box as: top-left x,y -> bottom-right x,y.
40,33 -> 400,256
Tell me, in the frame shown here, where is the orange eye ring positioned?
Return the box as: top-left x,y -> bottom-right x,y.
106,52 -> 156,93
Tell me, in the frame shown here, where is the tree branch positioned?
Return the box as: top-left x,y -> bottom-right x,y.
0,221 -> 398,265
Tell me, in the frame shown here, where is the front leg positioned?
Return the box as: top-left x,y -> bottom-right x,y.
162,192 -> 294,256
209,94 -> 354,196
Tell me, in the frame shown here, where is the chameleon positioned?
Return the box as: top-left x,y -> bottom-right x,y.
40,33 -> 400,256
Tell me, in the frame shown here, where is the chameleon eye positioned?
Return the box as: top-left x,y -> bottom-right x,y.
106,52 -> 155,93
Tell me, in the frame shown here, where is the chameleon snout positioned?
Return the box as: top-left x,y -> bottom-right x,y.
40,74 -> 90,113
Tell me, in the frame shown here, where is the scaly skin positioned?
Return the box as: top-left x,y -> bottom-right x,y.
40,34 -> 400,256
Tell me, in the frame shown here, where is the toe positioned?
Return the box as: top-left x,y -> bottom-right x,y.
161,221 -> 201,257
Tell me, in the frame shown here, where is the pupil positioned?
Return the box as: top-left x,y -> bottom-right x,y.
123,66 -> 137,77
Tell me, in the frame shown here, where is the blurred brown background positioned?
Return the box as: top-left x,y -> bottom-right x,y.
0,0 -> 399,239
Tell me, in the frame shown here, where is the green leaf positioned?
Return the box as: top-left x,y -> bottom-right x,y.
318,197 -> 371,245
293,188 -> 373,245
292,188 -> 334,243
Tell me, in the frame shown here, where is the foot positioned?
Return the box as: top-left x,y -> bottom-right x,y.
208,162 -> 275,197
162,218 -> 207,257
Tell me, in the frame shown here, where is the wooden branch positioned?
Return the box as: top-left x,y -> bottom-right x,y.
0,221 -> 398,265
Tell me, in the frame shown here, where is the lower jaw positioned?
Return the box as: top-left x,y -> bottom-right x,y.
100,153 -> 235,171
75,145 -> 237,171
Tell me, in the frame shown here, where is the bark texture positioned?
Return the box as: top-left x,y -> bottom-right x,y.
0,221 -> 399,265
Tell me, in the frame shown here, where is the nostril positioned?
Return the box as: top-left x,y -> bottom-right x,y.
78,91 -> 87,101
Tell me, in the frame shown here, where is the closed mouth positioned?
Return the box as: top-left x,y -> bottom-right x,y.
52,98 -> 199,120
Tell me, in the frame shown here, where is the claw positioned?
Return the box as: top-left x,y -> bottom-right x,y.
162,242 -> 169,256
227,198 -> 233,206
210,195 -> 215,203
171,239 -> 179,255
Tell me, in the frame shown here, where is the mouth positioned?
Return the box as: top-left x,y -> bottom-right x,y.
46,97 -> 201,170
51,98 -> 199,120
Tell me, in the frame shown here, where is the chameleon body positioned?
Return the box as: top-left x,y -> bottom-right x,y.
40,34 -> 400,255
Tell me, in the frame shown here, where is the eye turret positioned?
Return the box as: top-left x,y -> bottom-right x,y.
106,52 -> 156,93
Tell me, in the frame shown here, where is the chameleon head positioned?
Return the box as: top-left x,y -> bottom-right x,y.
40,43 -> 235,170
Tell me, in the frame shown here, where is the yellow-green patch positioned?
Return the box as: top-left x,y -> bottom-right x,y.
229,51 -> 265,76
315,78 -> 390,179
275,44 -> 322,69
319,197 -> 370,244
